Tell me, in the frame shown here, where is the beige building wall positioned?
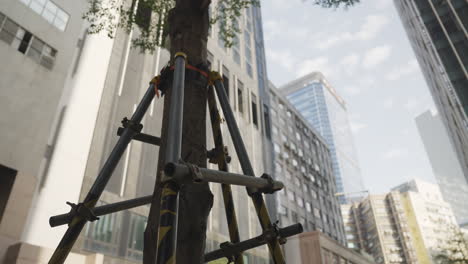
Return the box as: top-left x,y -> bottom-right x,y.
284,231 -> 375,264
393,179 -> 459,263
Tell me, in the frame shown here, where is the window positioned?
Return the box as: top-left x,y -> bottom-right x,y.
18,0 -> 69,31
263,105 -> 271,139
294,177 -> 300,186
84,204 -> 122,256
272,125 -> 278,135
0,14 -> 57,69
314,208 -> 321,219
306,202 -> 312,213
274,143 -> 281,154
291,211 -> 298,223
127,214 -> 147,260
297,197 -> 304,208
278,205 -> 288,216
292,159 -> 298,167
288,191 -> 295,201
237,80 -> 244,113
275,161 -> 282,174
222,66 -> 230,98
251,93 -> 258,127
0,165 -> 17,223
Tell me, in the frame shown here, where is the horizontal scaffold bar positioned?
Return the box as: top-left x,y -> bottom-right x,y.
49,195 -> 153,227
204,223 -> 303,262
117,127 -> 161,146
164,162 -> 284,193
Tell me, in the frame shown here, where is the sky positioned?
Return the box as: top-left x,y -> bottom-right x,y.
261,0 -> 437,193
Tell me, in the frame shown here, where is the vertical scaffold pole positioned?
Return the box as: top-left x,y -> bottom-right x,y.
156,52 -> 186,264
207,86 -> 244,264
211,75 -> 286,264
49,83 -> 156,264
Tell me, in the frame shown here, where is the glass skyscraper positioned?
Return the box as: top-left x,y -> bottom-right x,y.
281,72 -> 364,202
394,0 -> 468,182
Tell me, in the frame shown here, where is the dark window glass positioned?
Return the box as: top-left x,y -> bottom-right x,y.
18,31 -> 32,54
222,66 -> 229,98
0,164 -> 17,223
237,81 -> 244,113
251,94 -> 258,127
263,104 -> 271,139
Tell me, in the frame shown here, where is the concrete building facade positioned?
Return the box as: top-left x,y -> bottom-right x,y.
393,0 -> 468,183
0,0 -> 276,263
0,0 -> 88,261
341,193 -> 418,264
415,110 -> 468,224
280,72 -> 365,203
268,82 -> 346,246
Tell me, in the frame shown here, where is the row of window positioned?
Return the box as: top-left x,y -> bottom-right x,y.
213,5 -> 255,79
0,12 -> 57,69
208,54 -> 261,129
18,0 -> 69,31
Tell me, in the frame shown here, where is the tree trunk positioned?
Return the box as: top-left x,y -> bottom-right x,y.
144,0 -> 213,263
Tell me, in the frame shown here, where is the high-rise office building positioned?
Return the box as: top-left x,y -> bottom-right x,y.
416,110 -> 468,224
268,82 -> 346,245
0,1 -> 275,263
280,72 -> 364,202
392,179 -> 459,263
394,0 -> 468,182
341,193 -> 418,264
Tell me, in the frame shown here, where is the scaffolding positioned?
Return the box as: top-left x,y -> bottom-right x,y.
47,53 -> 303,264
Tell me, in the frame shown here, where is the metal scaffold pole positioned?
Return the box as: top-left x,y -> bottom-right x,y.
211,73 -> 288,264
155,52 -> 187,264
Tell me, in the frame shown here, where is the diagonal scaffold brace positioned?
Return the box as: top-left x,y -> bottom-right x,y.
47,52 -> 302,264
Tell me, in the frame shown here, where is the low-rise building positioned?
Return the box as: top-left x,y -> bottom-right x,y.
393,179 -> 459,262
342,193 -> 418,264
284,231 -> 375,264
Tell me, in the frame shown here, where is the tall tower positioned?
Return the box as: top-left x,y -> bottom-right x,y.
415,110 -> 468,224
393,0 -> 468,182
280,73 -> 365,202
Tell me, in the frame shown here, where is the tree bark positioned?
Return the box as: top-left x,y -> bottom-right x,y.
144,0 -> 213,263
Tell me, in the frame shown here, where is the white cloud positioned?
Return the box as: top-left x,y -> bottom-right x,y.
404,98 -> 421,111
374,0 -> 393,9
356,15 -> 390,41
344,85 -> 363,96
385,59 -> 420,81
297,57 -> 334,78
340,53 -> 360,76
315,14 -> 388,50
266,48 -> 297,72
363,45 -> 392,69
383,98 -> 394,109
383,148 -> 409,159
350,121 -> 368,134
264,19 -> 310,42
